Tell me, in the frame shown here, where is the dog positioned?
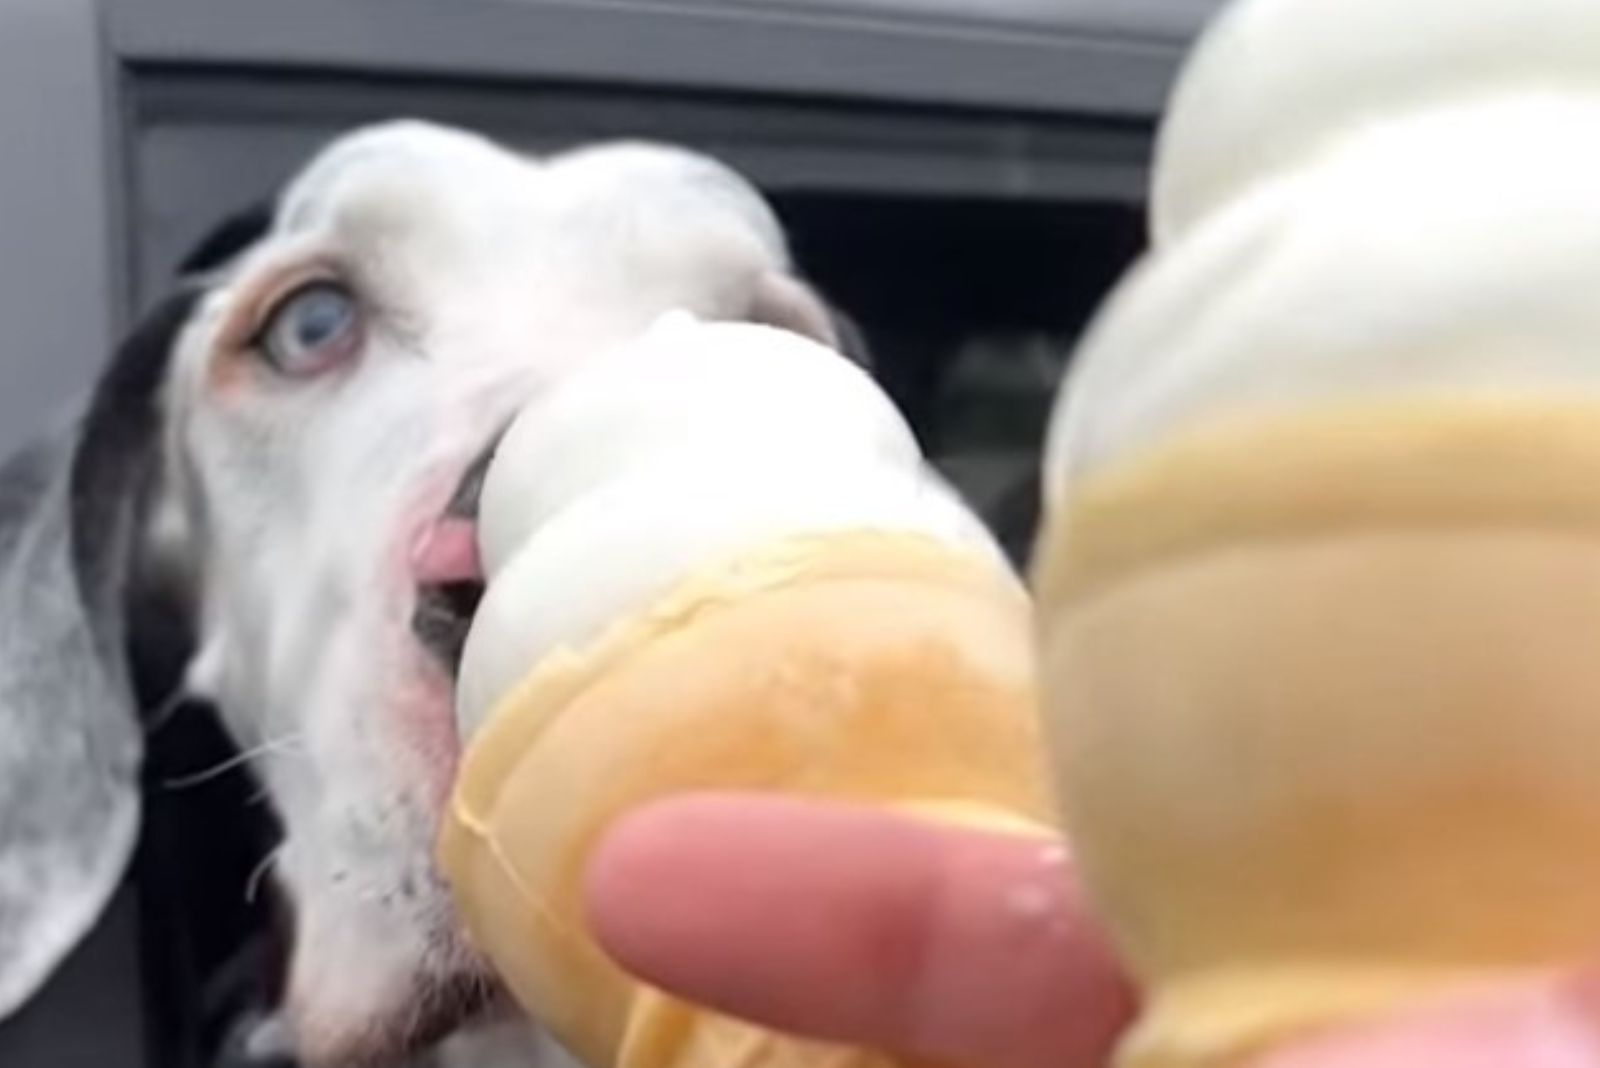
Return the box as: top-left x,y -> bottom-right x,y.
0,119 -> 870,1067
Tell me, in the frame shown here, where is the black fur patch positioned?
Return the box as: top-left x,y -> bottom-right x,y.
77,190 -> 282,682
177,200 -> 276,277
68,288 -> 202,661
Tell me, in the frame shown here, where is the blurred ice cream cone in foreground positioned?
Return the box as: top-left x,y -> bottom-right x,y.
1035,0 -> 1600,1065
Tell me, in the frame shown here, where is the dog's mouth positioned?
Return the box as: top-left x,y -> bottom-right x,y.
411,442 -> 495,676
412,579 -> 484,677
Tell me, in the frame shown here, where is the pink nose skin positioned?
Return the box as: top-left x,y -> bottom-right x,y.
411,518 -> 483,586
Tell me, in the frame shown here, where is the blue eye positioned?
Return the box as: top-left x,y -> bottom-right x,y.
258,281 -> 362,377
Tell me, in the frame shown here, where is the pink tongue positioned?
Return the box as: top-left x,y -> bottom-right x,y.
411,518 -> 483,585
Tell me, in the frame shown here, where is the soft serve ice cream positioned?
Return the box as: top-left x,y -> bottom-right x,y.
1034,0 -> 1600,1066
455,312 -> 1003,735
439,312 -> 1058,1068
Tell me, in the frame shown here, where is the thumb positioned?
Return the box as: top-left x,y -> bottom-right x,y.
582,793 -> 1136,1068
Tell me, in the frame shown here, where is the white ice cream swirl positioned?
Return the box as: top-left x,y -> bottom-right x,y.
457,312 -> 1008,734
1044,0 -> 1600,508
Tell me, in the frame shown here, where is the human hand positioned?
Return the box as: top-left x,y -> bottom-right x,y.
583,794 -> 1600,1068
582,793 -> 1134,1068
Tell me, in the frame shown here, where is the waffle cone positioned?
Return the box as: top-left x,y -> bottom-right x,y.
440,530 -> 1058,1068
1037,397 -> 1600,1068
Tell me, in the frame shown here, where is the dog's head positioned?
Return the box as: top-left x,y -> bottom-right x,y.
0,119 -> 866,1065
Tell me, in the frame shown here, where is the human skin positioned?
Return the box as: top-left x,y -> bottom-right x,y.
583,795 -> 1600,1068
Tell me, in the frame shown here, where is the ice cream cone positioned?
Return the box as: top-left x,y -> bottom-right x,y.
442,529 -> 1054,1068
1037,398 -> 1600,1068
436,314 -> 1058,1068
1034,0 -> 1600,1065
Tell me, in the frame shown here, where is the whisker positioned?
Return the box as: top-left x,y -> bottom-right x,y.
161,733 -> 305,790
245,845 -> 284,904
142,685 -> 195,736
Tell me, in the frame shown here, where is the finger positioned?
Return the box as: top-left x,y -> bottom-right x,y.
1256,972 -> 1600,1068
583,793 -> 1136,1068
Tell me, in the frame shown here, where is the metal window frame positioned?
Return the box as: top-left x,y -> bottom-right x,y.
110,0 -> 1202,116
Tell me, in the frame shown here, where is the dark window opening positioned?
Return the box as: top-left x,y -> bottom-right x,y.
775,193 -> 1146,565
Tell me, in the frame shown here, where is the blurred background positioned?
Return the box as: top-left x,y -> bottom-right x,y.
0,1 -> 1219,1064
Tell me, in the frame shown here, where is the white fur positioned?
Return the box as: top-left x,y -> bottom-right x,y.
152,119 -> 838,1066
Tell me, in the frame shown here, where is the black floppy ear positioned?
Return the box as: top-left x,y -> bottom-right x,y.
0,288 -> 201,1022
747,271 -> 876,373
